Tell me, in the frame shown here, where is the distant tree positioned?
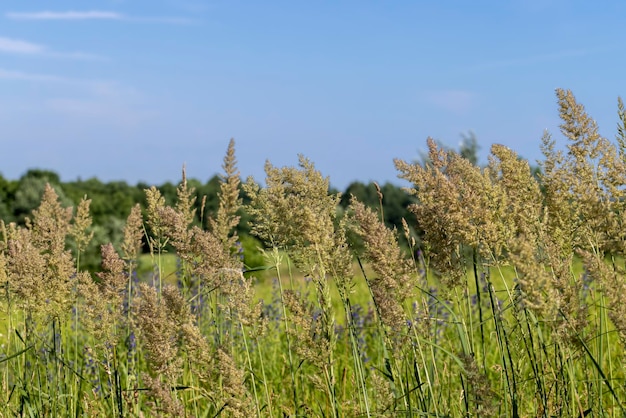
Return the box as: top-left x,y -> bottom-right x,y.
0,173 -> 14,222
238,178 -> 255,237
459,131 -> 480,165
64,178 -> 144,224
12,171 -> 71,223
0,197 -> 9,223
20,169 -> 62,184
530,164 -> 545,195
380,183 -> 415,230
194,175 -> 221,226
159,181 -> 178,206
340,181 -> 414,225
340,181 -> 378,208
0,173 -> 10,194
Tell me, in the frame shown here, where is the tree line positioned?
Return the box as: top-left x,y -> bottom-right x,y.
0,167 -> 417,272
1,136 -> 523,273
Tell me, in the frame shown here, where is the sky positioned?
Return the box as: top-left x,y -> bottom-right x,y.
1,1 -> 625,190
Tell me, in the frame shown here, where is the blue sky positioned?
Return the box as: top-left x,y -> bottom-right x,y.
1,1 -> 625,189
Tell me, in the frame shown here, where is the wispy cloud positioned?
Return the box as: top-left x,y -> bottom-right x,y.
426,90 -> 474,114
0,68 -> 68,83
6,10 -> 194,24
0,67 -> 147,126
0,68 -> 124,94
6,11 -> 121,20
0,36 -> 105,60
125,16 -> 194,24
0,37 -> 43,54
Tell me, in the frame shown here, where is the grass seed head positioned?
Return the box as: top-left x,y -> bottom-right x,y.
144,186 -> 167,250
121,203 -> 144,262
77,271 -> 121,346
135,283 -> 182,381
349,198 -> 415,329
542,89 -> 626,255
5,186 -> 77,319
396,139 -> 505,286
244,156 -> 342,278
97,243 -> 127,301
210,138 -> 242,257
70,195 -> 94,254
142,374 -> 184,417
216,348 -> 254,417
283,289 -> 331,369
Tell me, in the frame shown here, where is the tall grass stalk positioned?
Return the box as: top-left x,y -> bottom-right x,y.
240,323 -> 262,417
356,258 -> 410,413
254,334 -> 273,417
269,248 -> 299,414
339,292 -> 371,416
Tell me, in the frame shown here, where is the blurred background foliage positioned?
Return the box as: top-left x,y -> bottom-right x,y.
0,167 -> 417,273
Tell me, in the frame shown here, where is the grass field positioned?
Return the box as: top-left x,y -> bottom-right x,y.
2,91 -> 626,416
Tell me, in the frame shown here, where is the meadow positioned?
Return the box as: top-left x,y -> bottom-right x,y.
1,88 -> 626,417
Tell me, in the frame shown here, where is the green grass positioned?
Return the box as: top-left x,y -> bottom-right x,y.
1,243 -> 618,417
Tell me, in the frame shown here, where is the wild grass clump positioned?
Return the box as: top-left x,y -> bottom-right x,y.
1,90 -> 626,416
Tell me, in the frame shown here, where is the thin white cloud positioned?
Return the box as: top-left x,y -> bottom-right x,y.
125,16 -> 195,24
0,68 -> 67,83
0,36 -> 106,60
47,51 -> 107,60
6,11 -> 122,20
0,37 -> 43,54
0,68 -> 125,95
6,10 -> 194,24
0,67 -> 147,126
426,90 -> 474,114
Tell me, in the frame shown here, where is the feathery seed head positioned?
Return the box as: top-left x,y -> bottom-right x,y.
210,138 -> 243,258
97,243 -> 127,301
175,165 -> 197,228
488,144 -> 543,243
121,204 -> 144,262
283,289 -> 331,368
135,283 -> 181,380
70,196 -> 94,254
349,197 -> 415,329
395,139 -> 508,286
144,186 -> 167,246
244,155 -> 347,281
28,184 -> 73,254
4,186 -> 77,319
542,89 -> 626,255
